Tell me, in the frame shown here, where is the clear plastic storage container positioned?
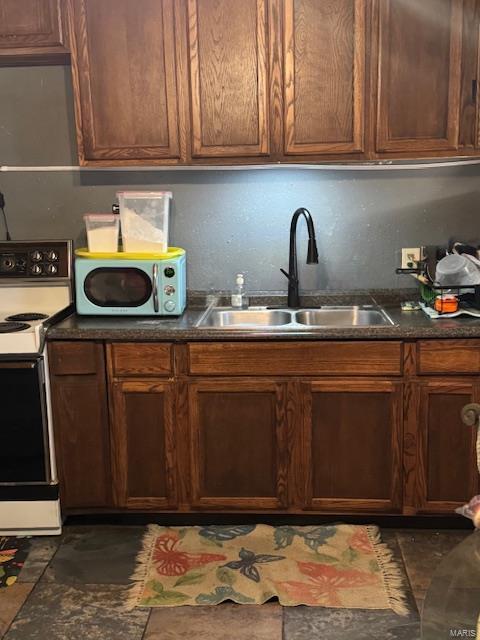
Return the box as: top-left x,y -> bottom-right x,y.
117,191 -> 172,254
84,213 -> 119,253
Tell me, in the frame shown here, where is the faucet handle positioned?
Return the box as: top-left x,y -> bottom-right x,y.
280,268 -> 296,283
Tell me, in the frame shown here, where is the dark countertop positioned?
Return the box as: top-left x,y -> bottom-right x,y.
46,290 -> 480,341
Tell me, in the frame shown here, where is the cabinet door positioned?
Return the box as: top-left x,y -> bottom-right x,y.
375,0 -> 463,154
187,0 -> 269,158
48,342 -> 112,509
414,380 -> 479,513
301,380 -> 403,512
459,0 -> 480,149
189,380 -> 288,509
283,0 -> 366,156
69,0 -> 183,163
110,380 -> 177,509
0,0 -> 68,65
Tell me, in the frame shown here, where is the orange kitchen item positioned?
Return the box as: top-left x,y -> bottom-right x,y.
434,295 -> 459,313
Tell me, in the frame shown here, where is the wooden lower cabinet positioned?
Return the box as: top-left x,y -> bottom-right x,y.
48,339 -> 480,517
188,379 -> 289,509
110,379 -> 177,509
411,379 -> 479,513
48,342 -> 112,509
300,379 -> 403,513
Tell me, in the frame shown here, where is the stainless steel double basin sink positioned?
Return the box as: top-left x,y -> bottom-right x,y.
196,305 -> 395,329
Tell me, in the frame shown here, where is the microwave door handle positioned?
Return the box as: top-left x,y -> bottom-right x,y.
152,264 -> 159,312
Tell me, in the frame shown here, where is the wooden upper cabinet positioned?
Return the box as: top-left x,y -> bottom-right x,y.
63,0 -> 475,165
282,0 -> 366,156
187,0 -> 270,158
68,0 -> 183,163
375,0 -> 463,154
472,0 -> 480,150
458,0 -> 480,149
0,0 -> 69,65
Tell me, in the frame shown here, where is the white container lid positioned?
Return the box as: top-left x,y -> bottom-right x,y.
84,213 -> 118,222
116,191 -> 172,198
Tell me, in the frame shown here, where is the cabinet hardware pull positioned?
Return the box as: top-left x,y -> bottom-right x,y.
472,79 -> 478,103
461,403 -> 480,427
461,403 -> 480,476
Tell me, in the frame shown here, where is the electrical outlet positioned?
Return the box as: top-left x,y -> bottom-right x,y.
401,247 -> 423,269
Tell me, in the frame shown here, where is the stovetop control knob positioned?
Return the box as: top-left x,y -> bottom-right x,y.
46,264 -> 58,275
31,250 -> 43,262
1,257 -> 15,271
46,250 -> 59,261
31,264 -> 43,275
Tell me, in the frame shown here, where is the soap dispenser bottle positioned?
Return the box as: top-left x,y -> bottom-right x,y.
231,273 -> 249,308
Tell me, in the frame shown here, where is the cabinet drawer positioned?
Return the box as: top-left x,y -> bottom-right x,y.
48,342 -> 100,375
109,343 -> 172,377
188,342 -> 402,376
418,340 -> 480,374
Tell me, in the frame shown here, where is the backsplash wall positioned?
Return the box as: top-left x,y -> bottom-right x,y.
1,65 -> 480,291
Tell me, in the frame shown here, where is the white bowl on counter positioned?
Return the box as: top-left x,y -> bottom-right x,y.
435,253 -> 480,287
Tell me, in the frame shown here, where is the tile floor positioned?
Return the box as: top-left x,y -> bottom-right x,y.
0,525 -> 472,640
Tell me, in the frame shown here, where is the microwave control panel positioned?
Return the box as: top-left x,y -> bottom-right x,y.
157,256 -> 186,314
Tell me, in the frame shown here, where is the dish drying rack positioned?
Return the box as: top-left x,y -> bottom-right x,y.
395,266 -> 480,315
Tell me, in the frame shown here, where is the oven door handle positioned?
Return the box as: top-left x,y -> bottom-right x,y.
0,362 -> 36,369
152,263 -> 159,313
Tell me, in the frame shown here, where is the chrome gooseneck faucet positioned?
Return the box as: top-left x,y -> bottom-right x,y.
280,207 -> 319,308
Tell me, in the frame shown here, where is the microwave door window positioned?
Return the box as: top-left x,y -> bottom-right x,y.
0,361 -> 48,483
84,268 -> 152,307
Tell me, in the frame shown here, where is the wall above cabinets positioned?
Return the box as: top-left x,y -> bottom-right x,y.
8,0 -> 480,166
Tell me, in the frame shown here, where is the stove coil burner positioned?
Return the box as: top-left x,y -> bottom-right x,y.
0,322 -> 31,333
5,313 -> 48,322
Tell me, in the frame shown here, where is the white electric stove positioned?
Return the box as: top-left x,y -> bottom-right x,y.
0,240 -> 72,535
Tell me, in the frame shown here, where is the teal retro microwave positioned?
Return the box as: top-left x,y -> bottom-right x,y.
75,248 -> 186,316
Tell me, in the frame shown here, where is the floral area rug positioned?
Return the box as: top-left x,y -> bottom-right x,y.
0,537 -> 30,587
128,524 -> 408,615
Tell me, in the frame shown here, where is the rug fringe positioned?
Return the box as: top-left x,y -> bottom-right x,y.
125,524 -> 162,611
365,525 -> 409,617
